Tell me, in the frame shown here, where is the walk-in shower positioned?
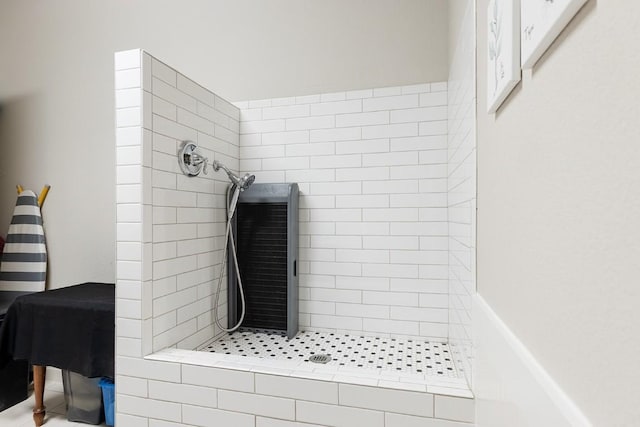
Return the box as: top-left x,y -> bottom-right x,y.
177,138 -> 461,384
115,51 -> 474,427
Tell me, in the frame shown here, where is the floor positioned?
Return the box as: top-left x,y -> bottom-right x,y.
0,380 -> 105,427
203,329 -> 459,378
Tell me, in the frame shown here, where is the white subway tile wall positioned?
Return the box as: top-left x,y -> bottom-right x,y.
116,354 -> 473,426
237,83 -> 449,340
115,50 -> 147,362
116,49 -> 239,359
447,0 -> 477,388
116,50 -> 474,426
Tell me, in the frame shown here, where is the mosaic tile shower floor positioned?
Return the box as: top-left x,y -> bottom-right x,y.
202,329 -> 459,378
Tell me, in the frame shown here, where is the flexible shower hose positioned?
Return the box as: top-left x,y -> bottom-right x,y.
213,185 -> 247,333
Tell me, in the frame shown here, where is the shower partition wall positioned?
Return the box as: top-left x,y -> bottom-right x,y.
447,0 -> 477,387
115,49 -> 239,357
114,49 -> 475,426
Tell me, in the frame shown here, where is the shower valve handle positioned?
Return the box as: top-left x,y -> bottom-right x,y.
178,141 -> 211,177
189,152 -> 209,174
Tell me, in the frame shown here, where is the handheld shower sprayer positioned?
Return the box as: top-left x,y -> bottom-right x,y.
212,160 -> 256,192
177,141 -> 255,333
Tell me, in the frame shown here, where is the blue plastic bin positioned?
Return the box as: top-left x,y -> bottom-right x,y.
98,378 -> 114,427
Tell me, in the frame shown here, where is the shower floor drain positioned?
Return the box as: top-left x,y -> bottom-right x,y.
309,354 -> 332,364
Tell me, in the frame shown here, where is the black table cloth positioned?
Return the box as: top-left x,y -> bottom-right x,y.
0,291 -> 30,322
0,283 -> 115,378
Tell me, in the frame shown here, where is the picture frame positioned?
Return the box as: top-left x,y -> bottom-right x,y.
487,0 -> 521,114
521,0 -> 588,69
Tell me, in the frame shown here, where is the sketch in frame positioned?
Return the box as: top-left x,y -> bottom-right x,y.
487,0 -> 521,114
521,0 -> 588,69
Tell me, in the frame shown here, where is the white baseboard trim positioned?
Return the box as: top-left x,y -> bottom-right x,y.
474,294 -> 591,427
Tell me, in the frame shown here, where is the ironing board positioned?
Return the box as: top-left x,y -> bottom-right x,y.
0,190 -> 47,294
0,190 -> 47,420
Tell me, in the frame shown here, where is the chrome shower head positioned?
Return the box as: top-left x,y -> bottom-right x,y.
212,160 -> 256,191
237,173 -> 256,191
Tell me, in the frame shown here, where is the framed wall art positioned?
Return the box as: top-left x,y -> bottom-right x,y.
487,0 -> 521,114
521,0 -> 588,69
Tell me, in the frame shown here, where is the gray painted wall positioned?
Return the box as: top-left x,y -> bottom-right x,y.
476,1 -> 640,425
0,0 -> 448,289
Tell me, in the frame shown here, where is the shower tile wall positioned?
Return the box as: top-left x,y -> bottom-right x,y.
447,0 -> 476,386
235,84 -> 449,340
114,50 -> 475,426
115,49 -> 240,356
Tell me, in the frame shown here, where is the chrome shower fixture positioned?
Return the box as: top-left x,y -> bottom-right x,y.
212,160 -> 256,192
177,141 -> 255,191
178,141 -> 208,176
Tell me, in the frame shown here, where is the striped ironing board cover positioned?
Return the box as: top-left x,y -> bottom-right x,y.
0,190 -> 47,292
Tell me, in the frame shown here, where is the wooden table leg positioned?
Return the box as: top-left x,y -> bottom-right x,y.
32,365 -> 46,427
